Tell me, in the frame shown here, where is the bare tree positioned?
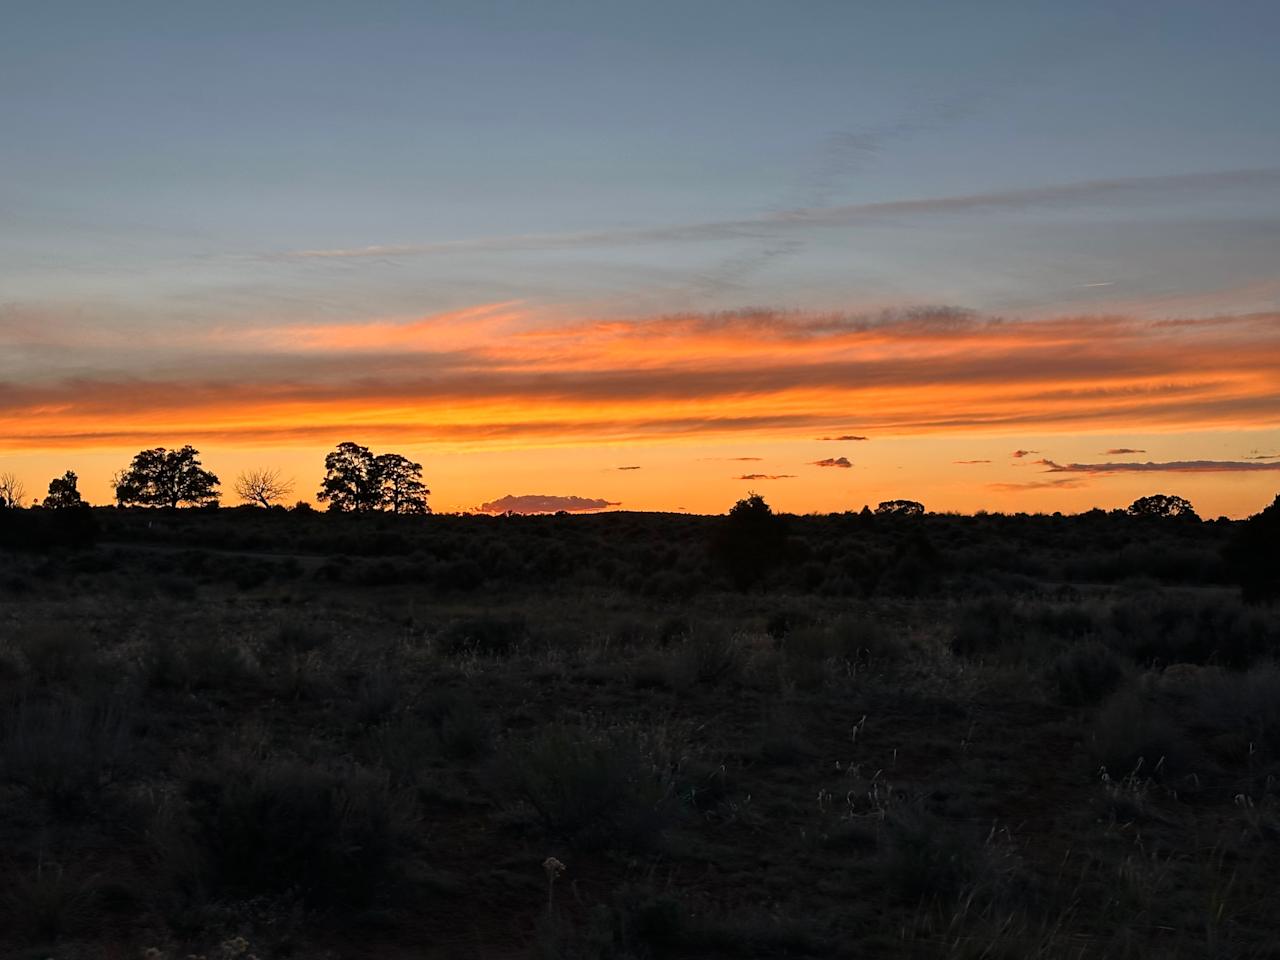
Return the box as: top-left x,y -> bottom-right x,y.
235,468 -> 295,508
0,472 -> 26,508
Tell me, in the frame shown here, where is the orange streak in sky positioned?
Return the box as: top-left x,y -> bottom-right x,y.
1,308 -> 1277,451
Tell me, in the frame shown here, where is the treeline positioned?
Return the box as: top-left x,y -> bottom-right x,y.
0,441 -> 429,513
3,491 -> 1272,604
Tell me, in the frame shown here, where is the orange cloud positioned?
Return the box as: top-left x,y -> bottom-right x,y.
1,307 -> 1278,453
477,494 -> 618,514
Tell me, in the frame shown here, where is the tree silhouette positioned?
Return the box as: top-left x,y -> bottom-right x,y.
875,499 -> 925,517
318,442 -> 381,512
235,468 -> 294,508
374,453 -> 430,514
0,472 -> 26,509
114,446 -> 220,508
44,471 -> 85,509
317,442 -> 430,513
710,492 -> 787,590
1127,494 -> 1198,520
1225,493 -> 1279,603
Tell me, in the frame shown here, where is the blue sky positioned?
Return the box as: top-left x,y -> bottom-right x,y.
4,0 -> 1278,317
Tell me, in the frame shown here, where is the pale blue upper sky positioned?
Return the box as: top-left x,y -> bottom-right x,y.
3,0 -> 1279,323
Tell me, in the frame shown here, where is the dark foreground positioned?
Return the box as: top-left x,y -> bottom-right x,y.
1,505 -> 1279,959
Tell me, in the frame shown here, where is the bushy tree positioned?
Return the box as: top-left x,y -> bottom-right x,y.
235,468 -> 294,508
114,446 -> 220,508
317,442 -> 430,514
710,492 -> 788,590
1128,494 -> 1198,520
1225,493 -> 1280,603
43,470 -> 85,509
875,499 -> 925,517
374,453 -> 430,514
318,442 -> 380,512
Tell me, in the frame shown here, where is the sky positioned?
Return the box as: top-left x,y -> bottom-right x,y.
2,0 -> 1278,516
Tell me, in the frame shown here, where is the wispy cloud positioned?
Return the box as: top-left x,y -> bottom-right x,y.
477,494 -> 618,514
818,434 -> 869,441
1103,448 -> 1146,455
736,474 -> 795,480
954,459 -> 991,464
811,457 -> 853,468
1038,458 -> 1280,474
271,168 -> 1280,261
988,478 -> 1090,491
616,465 -> 642,470
1011,450 -> 1040,458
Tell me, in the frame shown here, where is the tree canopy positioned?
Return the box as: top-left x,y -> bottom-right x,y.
875,499 -> 925,517
710,492 -> 788,590
1225,493 -> 1279,603
44,471 -> 85,509
317,442 -> 430,514
114,446 -> 221,508
1127,494 -> 1198,520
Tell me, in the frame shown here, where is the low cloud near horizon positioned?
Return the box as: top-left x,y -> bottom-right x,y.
989,478 -> 1090,491
1038,458 -> 1280,474
811,456 -> 853,468
477,494 -> 619,514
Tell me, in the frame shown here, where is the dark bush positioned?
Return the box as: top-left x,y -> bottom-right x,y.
421,688 -> 493,761
766,607 -> 813,642
878,805 -> 989,903
491,725 -> 674,850
1044,641 -> 1126,706
180,757 -> 412,908
437,614 -> 527,656
0,696 -> 132,818
709,493 -> 788,590
1090,687 -> 1195,779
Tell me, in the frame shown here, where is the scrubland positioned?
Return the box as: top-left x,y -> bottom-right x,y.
1,506 -> 1278,959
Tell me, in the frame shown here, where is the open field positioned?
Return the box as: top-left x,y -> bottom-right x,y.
2,506 -> 1279,959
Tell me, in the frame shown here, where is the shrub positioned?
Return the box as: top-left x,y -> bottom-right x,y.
353,660 -> 402,725
765,607 -> 813,642
492,724 -> 675,850
878,805 -> 990,903
1192,663 -> 1280,764
421,688 -> 493,761
139,631 -> 259,692
179,757 -> 413,908
14,624 -> 99,688
1090,687 -> 1195,779
950,597 -> 1016,659
437,614 -> 527,656
0,696 -> 132,818
1107,594 -> 1275,667
1044,641 -> 1127,706
535,883 -> 686,960
674,626 -> 746,686
0,860 -> 100,945
274,619 -> 333,654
